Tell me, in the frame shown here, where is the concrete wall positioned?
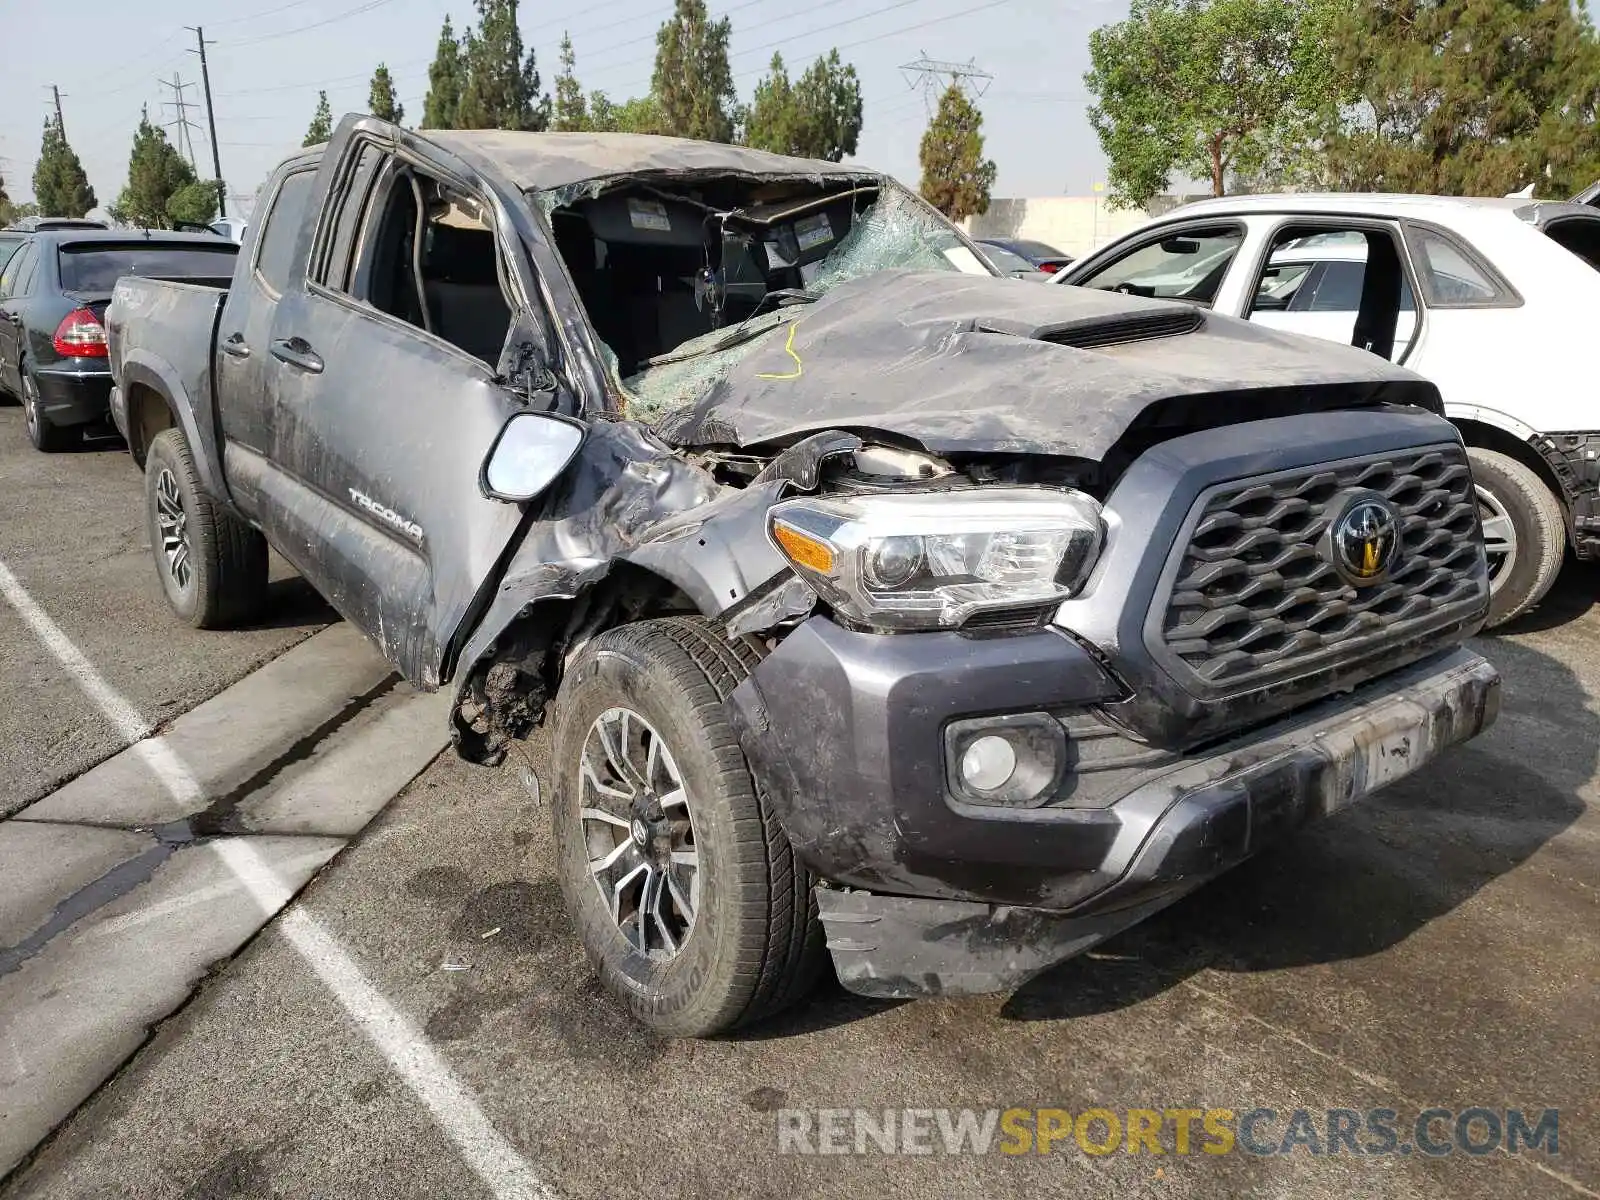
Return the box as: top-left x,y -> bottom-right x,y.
962,193 -> 1213,259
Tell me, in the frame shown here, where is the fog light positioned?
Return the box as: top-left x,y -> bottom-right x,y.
960,735 -> 1017,792
944,713 -> 1067,808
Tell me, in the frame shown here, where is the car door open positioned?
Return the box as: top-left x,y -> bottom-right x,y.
1242,224 -> 1421,362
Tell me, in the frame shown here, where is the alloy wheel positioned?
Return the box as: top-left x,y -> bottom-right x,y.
21,374 -> 38,441
154,468 -> 194,592
578,706 -> 700,959
1476,482 -> 1517,587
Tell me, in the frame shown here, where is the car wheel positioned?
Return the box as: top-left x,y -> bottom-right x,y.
144,428 -> 269,629
1468,446 -> 1566,627
21,363 -> 77,452
549,617 -> 824,1037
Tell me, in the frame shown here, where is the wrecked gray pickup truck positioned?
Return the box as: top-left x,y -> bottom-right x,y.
106,116 -> 1501,1036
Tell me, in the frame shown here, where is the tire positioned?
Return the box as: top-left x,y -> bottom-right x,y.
549,616 -> 824,1037
145,428 -> 269,629
1468,446 -> 1566,628
21,363 -> 77,452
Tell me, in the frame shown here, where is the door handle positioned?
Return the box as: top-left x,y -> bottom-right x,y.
219,332 -> 250,359
270,336 -> 323,374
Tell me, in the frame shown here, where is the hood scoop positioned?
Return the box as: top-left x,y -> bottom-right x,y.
981,306 -> 1204,351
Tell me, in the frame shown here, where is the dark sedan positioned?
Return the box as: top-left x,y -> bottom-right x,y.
0,231 -> 237,451
976,236 -> 1074,274
0,232 -> 25,275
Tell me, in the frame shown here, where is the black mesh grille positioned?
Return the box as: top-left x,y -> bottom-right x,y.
1156,445 -> 1486,691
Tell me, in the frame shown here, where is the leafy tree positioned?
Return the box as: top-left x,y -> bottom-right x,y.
793,52 -> 863,162
113,109 -> 197,228
167,180 -> 218,225
33,116 -> 96,218
589,92 -> 662,134
369,63 -> 405,125
457,0 -> 550,130
918,84 -> 996,220
552,33 -> 589,132
652,0 -> 736,142
0,170 -> 11,226
1326,0 -> 1600,195
744,54 -> 800,154
422,17 -> 465,129
744,50 -> 863,161
304,91 -> 333,146
1085,0 -> 1344,207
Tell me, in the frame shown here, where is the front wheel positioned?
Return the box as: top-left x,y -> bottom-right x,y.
549,617 -> 824,1037
1468,446 -> 1566,628
144,428 -> 270,628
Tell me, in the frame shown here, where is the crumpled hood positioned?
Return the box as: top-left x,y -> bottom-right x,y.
653,269 -> 1440,460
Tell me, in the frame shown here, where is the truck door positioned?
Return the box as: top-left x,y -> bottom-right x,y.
214,158 -> 320,506
256,124 -> 561,688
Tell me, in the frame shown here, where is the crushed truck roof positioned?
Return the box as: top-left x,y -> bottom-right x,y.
425,130 -> 872,194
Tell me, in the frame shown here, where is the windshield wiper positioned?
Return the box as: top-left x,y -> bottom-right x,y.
638,291 -> 819,370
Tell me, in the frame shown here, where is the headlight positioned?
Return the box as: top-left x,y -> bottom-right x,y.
767,487 -> 1103,631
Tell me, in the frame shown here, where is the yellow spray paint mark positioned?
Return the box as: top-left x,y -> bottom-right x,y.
755,320 -> 804,380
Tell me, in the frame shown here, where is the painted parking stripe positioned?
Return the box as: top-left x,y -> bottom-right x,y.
0,560 -> 551,1200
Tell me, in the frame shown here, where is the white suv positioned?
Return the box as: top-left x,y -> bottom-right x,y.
1057,194 -> 1600,626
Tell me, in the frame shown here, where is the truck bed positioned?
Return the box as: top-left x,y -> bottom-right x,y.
106,276 -> 230,472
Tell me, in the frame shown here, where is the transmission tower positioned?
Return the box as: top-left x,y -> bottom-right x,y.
160,74 -> 202,170
898,53 -> 994,116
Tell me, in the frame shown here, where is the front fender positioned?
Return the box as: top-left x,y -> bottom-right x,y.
1445,401 -> 1541,443
455,476 -> 795,680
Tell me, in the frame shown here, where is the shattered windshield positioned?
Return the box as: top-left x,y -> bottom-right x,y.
537,178 -> 992,426
625,187 -> 988,423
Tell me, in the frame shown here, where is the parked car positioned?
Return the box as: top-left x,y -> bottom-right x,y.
1055,193 -> 1600,625
0,230 -> 238,450
0,231 -> 25,274
2,216 -> 109,233
208,217 -> 248,243
975,240 -> 1047,278
977,236 -> 1073,273
108,119 -> 1498,1036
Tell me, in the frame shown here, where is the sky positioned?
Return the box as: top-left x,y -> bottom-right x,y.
0,0 -> 1128,218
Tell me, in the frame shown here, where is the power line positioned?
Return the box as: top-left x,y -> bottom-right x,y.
580,0 -> 863,71
596,0 -> 927,79
733,0 -> 1015,82
207,0 -> 328,28
62,31 -> 185,97
216,0 -> 405,47
216,55 -> 432,98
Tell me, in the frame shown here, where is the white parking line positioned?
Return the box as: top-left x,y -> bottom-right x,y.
0,560 -> 551,1200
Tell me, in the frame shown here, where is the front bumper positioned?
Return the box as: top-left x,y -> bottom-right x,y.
728,619 -> 1499,998
34,364 -> 112,428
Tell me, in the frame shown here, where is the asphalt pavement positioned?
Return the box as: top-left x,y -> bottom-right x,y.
1,399 -> 1597,1199
0,406 -> 332,815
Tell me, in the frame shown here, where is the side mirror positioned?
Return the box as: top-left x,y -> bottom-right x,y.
481,411 -> 585,502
